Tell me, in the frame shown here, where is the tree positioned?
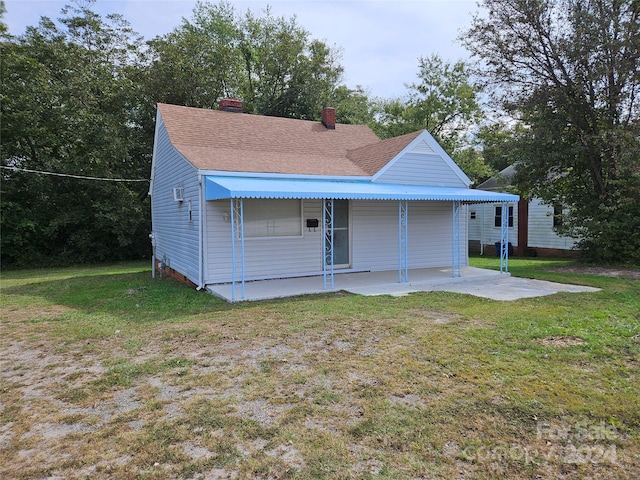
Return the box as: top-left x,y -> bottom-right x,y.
463,0 -> 640,262
1,1 -> 150,267
144,2 -> 344,120
372,55 -> 483,143
144,1 -> 242,109
0,1 -> 7,35
238,7 -> 343,118
372,55 -> 489,184
475,122 -> 529,173
329,85 -> 377,125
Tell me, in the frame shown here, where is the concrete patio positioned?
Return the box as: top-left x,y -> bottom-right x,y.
207,266 -> 599,302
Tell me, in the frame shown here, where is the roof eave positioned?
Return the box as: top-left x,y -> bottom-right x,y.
197,170 -> 373,181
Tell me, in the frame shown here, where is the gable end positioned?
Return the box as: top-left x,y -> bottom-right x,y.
372,131 -> 472,187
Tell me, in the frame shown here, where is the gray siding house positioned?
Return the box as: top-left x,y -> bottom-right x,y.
149,100 -> 518,300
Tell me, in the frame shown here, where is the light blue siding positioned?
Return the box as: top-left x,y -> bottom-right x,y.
150,114 -> 201,284
352,201 -> 467,271
204,200 -> 323,283
468,206 -> 481,239
373,132 -> 471,188
204,199 -> 467,284
374,152 -> 469,187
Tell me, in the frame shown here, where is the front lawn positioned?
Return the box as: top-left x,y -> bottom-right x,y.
1,258 -> 638,479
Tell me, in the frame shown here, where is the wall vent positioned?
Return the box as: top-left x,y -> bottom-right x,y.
411,139 -> 436,154
173,187 -> 184,202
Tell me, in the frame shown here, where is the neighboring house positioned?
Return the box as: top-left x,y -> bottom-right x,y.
468,165 -> 578,257
149,100 -> 519,300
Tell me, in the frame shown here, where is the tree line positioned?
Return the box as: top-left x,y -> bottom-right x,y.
1,0 -> 638,267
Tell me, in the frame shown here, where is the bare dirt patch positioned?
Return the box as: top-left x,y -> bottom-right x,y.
536,336 -> 587,347
551,265 -> 640,280
0,303 -> 74,324
1,322 -> 379,478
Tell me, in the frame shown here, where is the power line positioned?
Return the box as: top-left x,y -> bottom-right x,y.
1,165 -> 148,182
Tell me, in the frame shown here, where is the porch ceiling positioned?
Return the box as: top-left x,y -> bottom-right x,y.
204,176 -> 520,203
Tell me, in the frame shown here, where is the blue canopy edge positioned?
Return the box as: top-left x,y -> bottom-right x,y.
205,176 -> 519,203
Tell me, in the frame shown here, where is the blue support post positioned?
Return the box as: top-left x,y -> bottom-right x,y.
398,200 -> 408,283
323,199 -> 334,289
500,202 -> 509,273
230,199 -> 236,301
238,198 -> 245,298
452,201 -> 461,277
230,198 -> 245,300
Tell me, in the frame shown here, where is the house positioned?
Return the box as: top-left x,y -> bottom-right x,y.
468,165 -> 578,257
149,100 -> 519,300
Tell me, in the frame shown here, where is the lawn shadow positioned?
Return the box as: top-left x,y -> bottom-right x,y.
1,271 -> 229,322
1,269 -> 360,324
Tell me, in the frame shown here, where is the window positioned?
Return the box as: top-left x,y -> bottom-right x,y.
173,187 -> 184,202
494,205 -> 514,227
243,199 -> 302,238
553,205 -> 563,227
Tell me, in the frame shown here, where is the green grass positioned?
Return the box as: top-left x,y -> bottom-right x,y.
1,258 -> 638,479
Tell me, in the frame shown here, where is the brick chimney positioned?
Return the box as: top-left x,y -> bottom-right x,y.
219,97 -> 243,113
321,107 -> 336,129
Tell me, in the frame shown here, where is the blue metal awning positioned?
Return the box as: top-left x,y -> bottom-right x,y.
205,176 -> 519,203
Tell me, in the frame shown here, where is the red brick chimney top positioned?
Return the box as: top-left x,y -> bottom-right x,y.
219,97 -> 243,113
321,107 -> 336,129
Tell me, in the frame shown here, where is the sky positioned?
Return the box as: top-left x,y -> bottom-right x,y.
4,0 -> 479,99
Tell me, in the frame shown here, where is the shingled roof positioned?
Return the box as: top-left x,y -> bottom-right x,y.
158,103 -> 422,177
476,164 -> 517,191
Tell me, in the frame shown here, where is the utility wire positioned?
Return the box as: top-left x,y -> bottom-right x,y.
1,165 -> 149,182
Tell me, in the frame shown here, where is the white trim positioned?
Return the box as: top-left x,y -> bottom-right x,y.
198,174 -> 205,289
148,110 -> 162,197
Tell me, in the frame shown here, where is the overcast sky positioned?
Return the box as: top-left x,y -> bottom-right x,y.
4,0 -> 479,99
